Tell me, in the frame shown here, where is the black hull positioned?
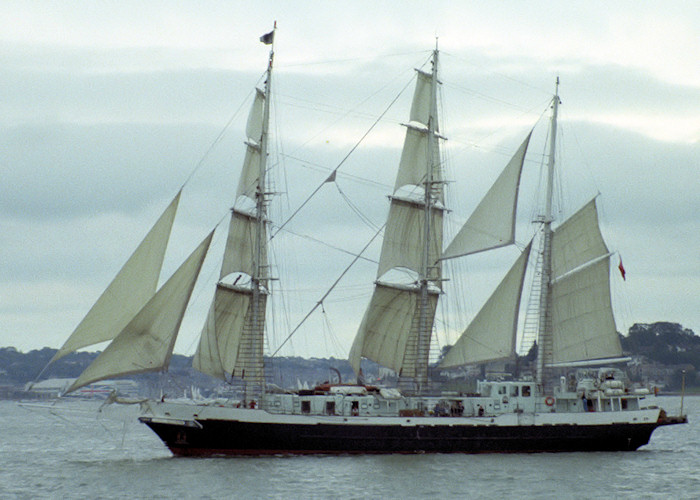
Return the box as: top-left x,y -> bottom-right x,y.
140,417 -> 670,456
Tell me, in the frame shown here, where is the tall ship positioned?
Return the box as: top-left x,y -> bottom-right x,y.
49,28 -> 686,454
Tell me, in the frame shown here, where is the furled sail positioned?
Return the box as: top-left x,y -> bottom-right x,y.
439,241 -> 532,368
65,230 -> 214,394
52,191 -> 181,363
548,198 -> 622,364
441,133 -> 531,261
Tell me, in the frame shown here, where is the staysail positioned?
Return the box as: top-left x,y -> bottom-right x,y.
65,230 -> 214,394
440,241 -> 532,368
441,132 -> 531,260
52,191 -> 181,363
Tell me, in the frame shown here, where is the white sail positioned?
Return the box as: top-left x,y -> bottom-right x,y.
439,241 -> 532,368
394,127 -> 443,200
237,89 -> 265,201
52,191 -> 180,363
246,88 -> 265,144
550,256 -> 622,364
409,69 -> 433,125
394,70 -> 442,200
377,198 -> 443,280
65,230 -> 214,394
350,62 -> 443,380
193,70 -> 270,384
220,210 -> 267,279
349,283 -> 438,375
192,286 -> 268,380
551,198 -> 609,279
441,133 -> 531,260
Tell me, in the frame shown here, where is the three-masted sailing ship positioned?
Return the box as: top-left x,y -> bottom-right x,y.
47,29 -> 685,454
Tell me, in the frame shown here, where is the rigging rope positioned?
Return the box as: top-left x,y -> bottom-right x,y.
270,222 -> 386,357
270,74 -> 416,240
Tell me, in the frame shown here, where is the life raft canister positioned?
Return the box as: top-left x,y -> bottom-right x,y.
544,396 -> 555,406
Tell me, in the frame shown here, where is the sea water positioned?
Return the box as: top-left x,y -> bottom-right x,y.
0,397 -> 697,499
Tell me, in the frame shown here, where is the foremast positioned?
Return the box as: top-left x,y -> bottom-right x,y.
246,25 -> 275,397
192,25 -> 276,401
535,78 -> 560,388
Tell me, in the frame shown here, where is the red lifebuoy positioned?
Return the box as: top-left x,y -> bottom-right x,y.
545,396 -> 555,406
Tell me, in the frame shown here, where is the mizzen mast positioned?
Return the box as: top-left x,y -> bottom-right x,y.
535,77 -> 560,388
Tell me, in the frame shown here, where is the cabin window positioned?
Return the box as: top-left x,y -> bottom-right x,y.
498,386 -> 507,395
522,386 -> 531,397
351,401 -> 359,416
325,401 -> 335,415
301,400 -> 311,414
510,386 -> 519,397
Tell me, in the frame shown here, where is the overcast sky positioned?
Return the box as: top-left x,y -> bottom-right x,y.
1,1 -> 698,358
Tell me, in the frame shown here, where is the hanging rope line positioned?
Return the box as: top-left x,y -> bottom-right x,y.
270,222 -> 377,264
334,182 -> 381,231
180,81 -> 261,190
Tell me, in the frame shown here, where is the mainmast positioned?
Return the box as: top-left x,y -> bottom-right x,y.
535,77 -> 560,388
415,44 -> 441,391
348,45 -> 444,393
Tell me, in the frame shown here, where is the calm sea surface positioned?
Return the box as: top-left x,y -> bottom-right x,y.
1,396 -> 697,499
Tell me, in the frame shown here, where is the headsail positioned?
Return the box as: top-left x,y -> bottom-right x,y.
52,191 -> 181,363
65,230 -> 214,394
440,240 -> 532,368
